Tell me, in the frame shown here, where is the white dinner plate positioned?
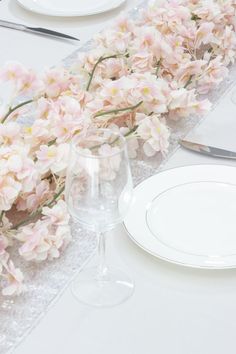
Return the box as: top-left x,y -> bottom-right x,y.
124,164 -> 236,269
16,0 -> 126,17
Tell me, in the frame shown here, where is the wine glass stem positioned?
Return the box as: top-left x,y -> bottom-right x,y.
97,232 -> 107,277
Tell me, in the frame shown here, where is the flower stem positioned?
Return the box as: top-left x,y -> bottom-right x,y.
12,185 -> 65,230
184,75 -> 194,89
155,59 -> 161,78
191,13 -> 201,21
46,186 -> 65,208
0,211 -> 4,224
1,99 -> 33,124
94,101 -> 143,119
48,138 -> 57,146
125,125 -> 138,137
86,54 -> 120,92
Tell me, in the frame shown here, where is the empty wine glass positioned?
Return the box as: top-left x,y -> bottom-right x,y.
65,128 -> 134,307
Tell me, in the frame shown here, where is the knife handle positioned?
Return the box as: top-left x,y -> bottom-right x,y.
0,19 -> 25,31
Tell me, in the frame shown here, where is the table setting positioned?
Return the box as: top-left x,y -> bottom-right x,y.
1,0 -> 236,353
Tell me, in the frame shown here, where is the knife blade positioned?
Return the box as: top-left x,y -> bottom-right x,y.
179,139 -> 236,159
0,19 -> 79,41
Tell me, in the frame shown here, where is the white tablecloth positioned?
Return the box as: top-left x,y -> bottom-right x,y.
1,1 -> 236,353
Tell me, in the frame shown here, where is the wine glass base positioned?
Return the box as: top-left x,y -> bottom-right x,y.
71,266 -> 134,307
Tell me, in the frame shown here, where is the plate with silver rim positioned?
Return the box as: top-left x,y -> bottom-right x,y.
16,0 -> 126,17
124,164 -> 236,269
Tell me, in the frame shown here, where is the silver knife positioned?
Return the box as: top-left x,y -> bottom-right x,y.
0,19 -> 79,41
179,139 -> 236,159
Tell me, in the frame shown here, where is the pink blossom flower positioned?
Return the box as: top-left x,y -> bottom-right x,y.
192,1 -> 223,23
0,61 -> 42,97
2,260 -> 25,296
99,78 -> 129,106
17,213 -> 71,261
137,114 -> 170,156
0,61 -> 27,82
95,29 -> 132,53
133,26 -> 173,61
42,67 -> 71,98
48,96 -> 86,142
197,56 -> 229,94
51,225 -> 72,256
15,69 -> 43,97
36,143 -> 70,176
17,220 -> 52,261
35,97 -> 53,120
128,74 -> 170,114
24,119 -> 52,146
194,22 -> 215,49
99,57 -> 128,80
215,26 -> 236,65
75,49 -> 105,75
0,176 -> 21,211
175,60 -> 206,87
220,1 -> 236,30
159,34 -> 187,68
6,148 -> 38,193
42,200 -> 70,225
66,88 -> 92,108
85,98 -> 105,114
130,50 -> 154,73
0,122 -> 21,145
16,180 -> 51,212
168,88 -> 211,119
114,14 -> 135,34
134,26 -> 159,49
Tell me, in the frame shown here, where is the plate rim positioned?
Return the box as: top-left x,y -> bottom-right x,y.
124,163 -> 236,270
16,0 -> 126,17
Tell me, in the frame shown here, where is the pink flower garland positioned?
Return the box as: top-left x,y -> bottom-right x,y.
0,0 -> 236,296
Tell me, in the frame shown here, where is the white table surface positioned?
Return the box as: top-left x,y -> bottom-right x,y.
1,1 -> 236,354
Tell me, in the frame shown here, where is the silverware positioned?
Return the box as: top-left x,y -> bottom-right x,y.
179,139 -> 236,159
0,19 -> 79,41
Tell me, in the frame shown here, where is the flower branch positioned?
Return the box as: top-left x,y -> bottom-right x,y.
1,99 -> 33,123
94,101 -> 143,119
86,54 -> 122,91
12,185 -> 65,230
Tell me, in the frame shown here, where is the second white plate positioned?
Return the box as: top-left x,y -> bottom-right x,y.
16,0 -> 126,17
124,164 -> 236,269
